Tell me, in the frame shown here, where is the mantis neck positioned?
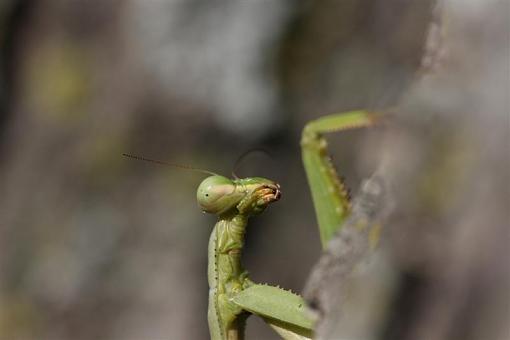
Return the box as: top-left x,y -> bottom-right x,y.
208,212 -> 251,340
208,213 -> 248,286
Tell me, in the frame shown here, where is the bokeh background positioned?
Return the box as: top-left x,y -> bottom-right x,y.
0,1 -> 507,339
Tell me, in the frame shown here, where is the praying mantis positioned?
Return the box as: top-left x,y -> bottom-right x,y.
196,110 -> 376,340
124,109 -> 376,339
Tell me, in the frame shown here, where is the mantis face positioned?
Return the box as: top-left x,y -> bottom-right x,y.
197,175 -> 281,216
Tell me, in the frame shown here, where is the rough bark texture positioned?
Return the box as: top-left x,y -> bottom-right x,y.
304,173 -> 392,338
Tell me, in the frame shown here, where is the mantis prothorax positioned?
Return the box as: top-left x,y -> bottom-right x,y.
195,110 -> 376,340
124,110 -> 376,339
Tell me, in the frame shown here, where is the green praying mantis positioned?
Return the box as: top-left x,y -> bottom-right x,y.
197,110 -> 375,340
125,109 -> 376,340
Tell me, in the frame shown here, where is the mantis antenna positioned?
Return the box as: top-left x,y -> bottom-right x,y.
122,153 -> 219,176
231,148 -> 273,179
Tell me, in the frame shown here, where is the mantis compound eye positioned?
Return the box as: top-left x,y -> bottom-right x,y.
197,175 -> 241,214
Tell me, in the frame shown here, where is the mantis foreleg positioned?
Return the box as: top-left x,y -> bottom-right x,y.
301,110 -> 376,247
232,284 -> 313,339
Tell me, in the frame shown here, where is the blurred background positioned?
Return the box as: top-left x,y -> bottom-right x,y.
0,1 -> 507,339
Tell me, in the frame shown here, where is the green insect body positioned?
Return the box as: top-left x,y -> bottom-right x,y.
198,110 -> 376,340
199,175 -> 284,339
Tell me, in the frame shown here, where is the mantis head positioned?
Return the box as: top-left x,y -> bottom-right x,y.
197,176 -> 281,216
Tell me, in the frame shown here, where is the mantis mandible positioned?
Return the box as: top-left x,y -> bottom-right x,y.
196,110 -> 376,340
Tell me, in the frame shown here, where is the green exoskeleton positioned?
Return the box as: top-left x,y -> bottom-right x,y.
198,110 -> 376,340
